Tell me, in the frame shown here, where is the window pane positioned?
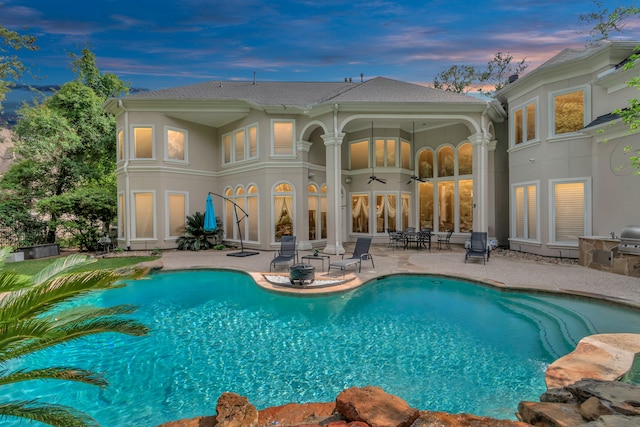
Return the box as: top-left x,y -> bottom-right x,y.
526,102 -> 536,141
527,184 -> 537,239
458,180 -> 473,232
248,125 -> 257,158
117,130 -> 124,161
401,141 -> 411,169
458,143 -> 472,175
225,198 -> 234,239
387,194 -> 397,232
438,146 -> 454,177
352,194 -> 369,233
418,182 -> 433,229
223,134 -> 231,163
248,195 -> 259,241
118,194 -> 125,237
515,186 -> 525,238
320,195 -> 327,239
235,129 -> 245,161
438,181 -> 454,231
134,127 -> 153,158
350,140 -> 369,170
418,150 -> 433,179
375,139 -> 385,167
273,122 -> 294,155
554,182 -> 585,242
554,90 -> 584,135
309,195 -> 318,240
376,194 -> 385,233
168,194 -> 185,236
402,194 -> 410,231
386,139 -> 396,166
515,108 -> 524,145
167,129 -> 185,160
134,193 -> 153,238
274,195 -> 293,241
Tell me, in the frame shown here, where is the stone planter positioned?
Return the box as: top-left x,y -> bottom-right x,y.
6,252 -> 24,263
18,243 -> 60,260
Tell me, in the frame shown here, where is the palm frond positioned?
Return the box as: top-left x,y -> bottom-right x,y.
0,318 -> 53,357
0,400 -> 99,427
0,367 -> 108,387
31,254 -> 95,286
0,271 -> 31,294
44,304 -> 139,327
0,247 -> 12,267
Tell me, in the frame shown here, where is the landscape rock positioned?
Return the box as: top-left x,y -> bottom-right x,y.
413,410 -> 530,426
566,379 -> 640,416
157,415 -> 216,427
335,386 -> 419,427
215,392 -> 258,427
580,414 -> 640,426
257,401 -> 337,426
517,401 -> 585,426
580,396 -> 614,421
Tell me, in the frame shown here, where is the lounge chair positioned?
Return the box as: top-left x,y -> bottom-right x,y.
465,231 -> 489,264
437,230 -> 453,250
328,237 -> 375,273
270,235 -> 298,271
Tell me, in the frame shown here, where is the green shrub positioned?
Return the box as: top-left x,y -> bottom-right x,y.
176,212 -> 217,251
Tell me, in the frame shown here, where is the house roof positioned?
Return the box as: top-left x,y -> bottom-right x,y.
125,76 -> 485,108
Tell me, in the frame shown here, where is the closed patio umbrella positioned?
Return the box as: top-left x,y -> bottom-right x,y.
204,194 -> 217,232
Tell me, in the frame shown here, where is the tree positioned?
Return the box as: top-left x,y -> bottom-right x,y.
579,1 -> 640,45
615,53 -> 640,174
0,25 -> 38,111
0,248 -> 150,426
0,48 -> 129,247
433,52 -> 528,97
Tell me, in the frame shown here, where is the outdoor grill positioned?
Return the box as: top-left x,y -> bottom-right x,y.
618,225 -> 640,255
289,264 -> 315,286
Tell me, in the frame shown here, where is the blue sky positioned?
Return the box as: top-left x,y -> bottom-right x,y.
2,0 -> 639,108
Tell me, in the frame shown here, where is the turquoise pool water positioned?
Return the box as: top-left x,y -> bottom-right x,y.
5,270 -> 640,426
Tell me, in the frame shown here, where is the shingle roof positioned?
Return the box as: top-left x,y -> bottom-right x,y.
126,76 -> 485,107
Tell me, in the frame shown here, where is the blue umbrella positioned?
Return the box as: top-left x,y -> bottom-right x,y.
204,194 -> 217,232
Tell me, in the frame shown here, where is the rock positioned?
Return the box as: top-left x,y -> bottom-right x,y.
414,410 -> 530,426
580,415 -> 640,426
257,401 -> 337,426
157,416 -> 216,427
541,388 -> 576,403
335,386 -> 419,427
216,392 -> 258,427
517,401 -> 585,426
567,379 -> 640,416
580,396 -> 614,421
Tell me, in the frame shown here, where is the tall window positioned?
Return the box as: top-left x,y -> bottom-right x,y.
375,138 -> 396,167
457,143 -> 472,175
133,126 -> 153,159
308,184 -> 327,240
223,123 -> 259,164
401,140 -> 411,169
401,193 -> 411,231
273,182 -> 294,241
247,185 -> 259,242
133,192 -> 154,238
552,88 -> 586,136
438,181 -> 454,231
351,194 -> 369,233
224,188 -> 234,240
117,129 -> 124,162
513,100 -> 537,145
166,127 -> 187,162
551,179 -> 589,244
350,140 -> 369,170
375,193 -> 397,233
118,193 -> 125,238
418,149 -> 434,179
458,180 -> 473,232
418,182 -> 434,229
272,120 -> 295,156
166,192 -> 187,238
513,182 -> 538,240
223,186 -> 259,242
437,146 -> 454,177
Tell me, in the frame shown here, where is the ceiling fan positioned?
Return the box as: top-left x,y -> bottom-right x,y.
368,121 -> 387,184
407,122 -> 426,184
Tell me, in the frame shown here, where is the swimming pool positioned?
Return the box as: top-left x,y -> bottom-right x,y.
5,270 -> 640,426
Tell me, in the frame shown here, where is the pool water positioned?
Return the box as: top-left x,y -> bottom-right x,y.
5,271 -> 640,426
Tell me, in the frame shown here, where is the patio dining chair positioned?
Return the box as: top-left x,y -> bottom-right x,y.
437,230 -> 453,250
270,235 -> 298,271
387,228 -> 402,249
328,237 -> 375,273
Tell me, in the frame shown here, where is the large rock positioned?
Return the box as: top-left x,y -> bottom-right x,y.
517,401 -> 585,426
414,410 -> 530,426
157,416 -> 216,427
257,401 -> 337,426
566,379 -> 640,417
215,392 -> 258,427
335,386 -> 419,427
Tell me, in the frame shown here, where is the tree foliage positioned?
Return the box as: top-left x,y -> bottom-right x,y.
0,48 -> 129,247
579,1 -> 640,45
0,25 -> 38,110
433,52 -> 528,97
0,248 -> 150,426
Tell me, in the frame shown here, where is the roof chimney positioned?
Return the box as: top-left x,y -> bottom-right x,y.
508,74 -> 519,84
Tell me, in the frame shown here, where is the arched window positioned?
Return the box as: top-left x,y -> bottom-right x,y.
247,185 -> 259,242
458,142 -> 472,175
224,187 -> 234,240
418,149 -> 433,179
437,146 -> 454,177
273,182 -> 294,242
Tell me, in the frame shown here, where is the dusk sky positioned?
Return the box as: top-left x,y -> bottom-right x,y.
2,0 -> 639,110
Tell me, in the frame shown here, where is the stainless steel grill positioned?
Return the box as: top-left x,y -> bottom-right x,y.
619,225 -> 640,255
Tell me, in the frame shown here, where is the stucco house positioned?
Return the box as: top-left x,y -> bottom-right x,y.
105,40 -> 638,258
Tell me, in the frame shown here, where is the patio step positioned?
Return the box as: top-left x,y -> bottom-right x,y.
498,296 -> 599,359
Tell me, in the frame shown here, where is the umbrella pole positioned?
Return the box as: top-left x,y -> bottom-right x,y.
209,192 -> 259,257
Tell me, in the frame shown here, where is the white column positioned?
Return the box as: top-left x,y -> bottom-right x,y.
322,132 -> 346,255
296,140 -> 313,250
469,132 -> 490,233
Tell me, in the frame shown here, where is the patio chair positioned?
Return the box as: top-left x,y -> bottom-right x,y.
270,235 -> 298,271
387,228 -> 402,249
328,237 -> 375,273
437,230 -> 453,250
465,232 -> 489,264
418,228 -> 432,251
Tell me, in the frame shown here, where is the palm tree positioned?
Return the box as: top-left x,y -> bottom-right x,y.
0,248 -> 150,426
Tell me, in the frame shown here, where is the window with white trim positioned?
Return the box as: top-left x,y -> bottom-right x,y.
308,184 -> 327,241
375,192 -> 398,233
550,178 -> 590,244
272,120 -> 295,156
512,182 -> 538,240
512,100 -> 537,146
222,123 -> 259,164
401,140 -> 411,169
351,193 -> 370,234
133,191 -> 154,239
166,192 -> 187,238
350,140 -> 369,170
165,127 -> 187,162
133,126 -> 153,159
117,128 -> 124,162
273,182 -> 294,241
551,87 -> 588,136
118,192 -> 125,238
375,138 -> 396,167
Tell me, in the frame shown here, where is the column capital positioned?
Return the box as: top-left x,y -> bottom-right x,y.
468,132 -> 490,146
322,133 -> 346,147
488,139 -> 498,152
297,140 -> 312,152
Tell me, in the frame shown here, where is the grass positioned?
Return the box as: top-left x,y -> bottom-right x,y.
5,255 -> 161,276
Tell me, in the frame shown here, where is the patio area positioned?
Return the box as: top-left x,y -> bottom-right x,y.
155,243 -> 640,309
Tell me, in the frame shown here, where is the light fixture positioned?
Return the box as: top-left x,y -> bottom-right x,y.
345,177 -> 352,184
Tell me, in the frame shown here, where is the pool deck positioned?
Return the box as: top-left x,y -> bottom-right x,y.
156,243 -> 640,309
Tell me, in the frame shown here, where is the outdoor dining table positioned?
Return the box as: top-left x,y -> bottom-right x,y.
403,231 -> 431,251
